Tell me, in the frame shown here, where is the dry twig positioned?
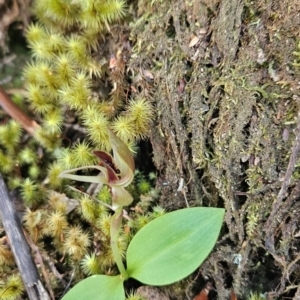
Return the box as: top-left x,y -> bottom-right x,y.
0,86 -> 39,135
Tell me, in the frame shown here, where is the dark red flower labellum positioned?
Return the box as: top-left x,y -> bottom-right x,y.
93,150 -> 119,181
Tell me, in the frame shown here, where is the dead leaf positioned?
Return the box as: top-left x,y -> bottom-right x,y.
193,289 -> 208,300
177,78 -> 185,94
254,156 -> 260,166
231,290 -> 238,300
193,283 -> 213,300
189,35 -> 200,47
143,69 -> 154,80
109,55 -> 117,69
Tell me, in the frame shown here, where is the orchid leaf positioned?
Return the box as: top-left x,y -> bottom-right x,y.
126,207 -> 225,285
61,275 -> 125,300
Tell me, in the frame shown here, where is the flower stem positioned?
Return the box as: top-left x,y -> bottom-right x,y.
110,207 -> 128,280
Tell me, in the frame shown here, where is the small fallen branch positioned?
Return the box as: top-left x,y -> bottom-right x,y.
0,173 -> 50,300
23,230 -> 56,300
0,86 -> 39,135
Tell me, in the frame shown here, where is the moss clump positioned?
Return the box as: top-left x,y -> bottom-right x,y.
0,0 -> 157,298
0,275 -> 24,300
23,0 -> 153,153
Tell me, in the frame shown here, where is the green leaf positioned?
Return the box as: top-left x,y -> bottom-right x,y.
126,207 -> 224,285
61,275 -> 125,300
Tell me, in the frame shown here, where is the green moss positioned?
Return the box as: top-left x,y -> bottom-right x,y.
0,275 -> 24,300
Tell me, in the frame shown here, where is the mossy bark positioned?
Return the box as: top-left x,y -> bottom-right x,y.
129,0 -> 300,298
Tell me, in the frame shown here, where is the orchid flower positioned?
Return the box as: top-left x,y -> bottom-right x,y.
59,129 -> 135,209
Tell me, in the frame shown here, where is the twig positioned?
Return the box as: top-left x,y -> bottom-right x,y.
0,173 -> 50,300
0,86 -> 40,135
40,250 -> 67,287
276,114 -> 300,203
23,230 -> 56,300
61,269 -> 76,298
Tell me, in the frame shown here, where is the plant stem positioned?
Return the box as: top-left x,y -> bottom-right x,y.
110,207 -> 128,280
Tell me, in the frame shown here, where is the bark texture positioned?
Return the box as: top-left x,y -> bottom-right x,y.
129,0 -> 300,298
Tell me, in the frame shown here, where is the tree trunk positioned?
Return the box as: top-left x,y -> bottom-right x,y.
129,0 -> 300,298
